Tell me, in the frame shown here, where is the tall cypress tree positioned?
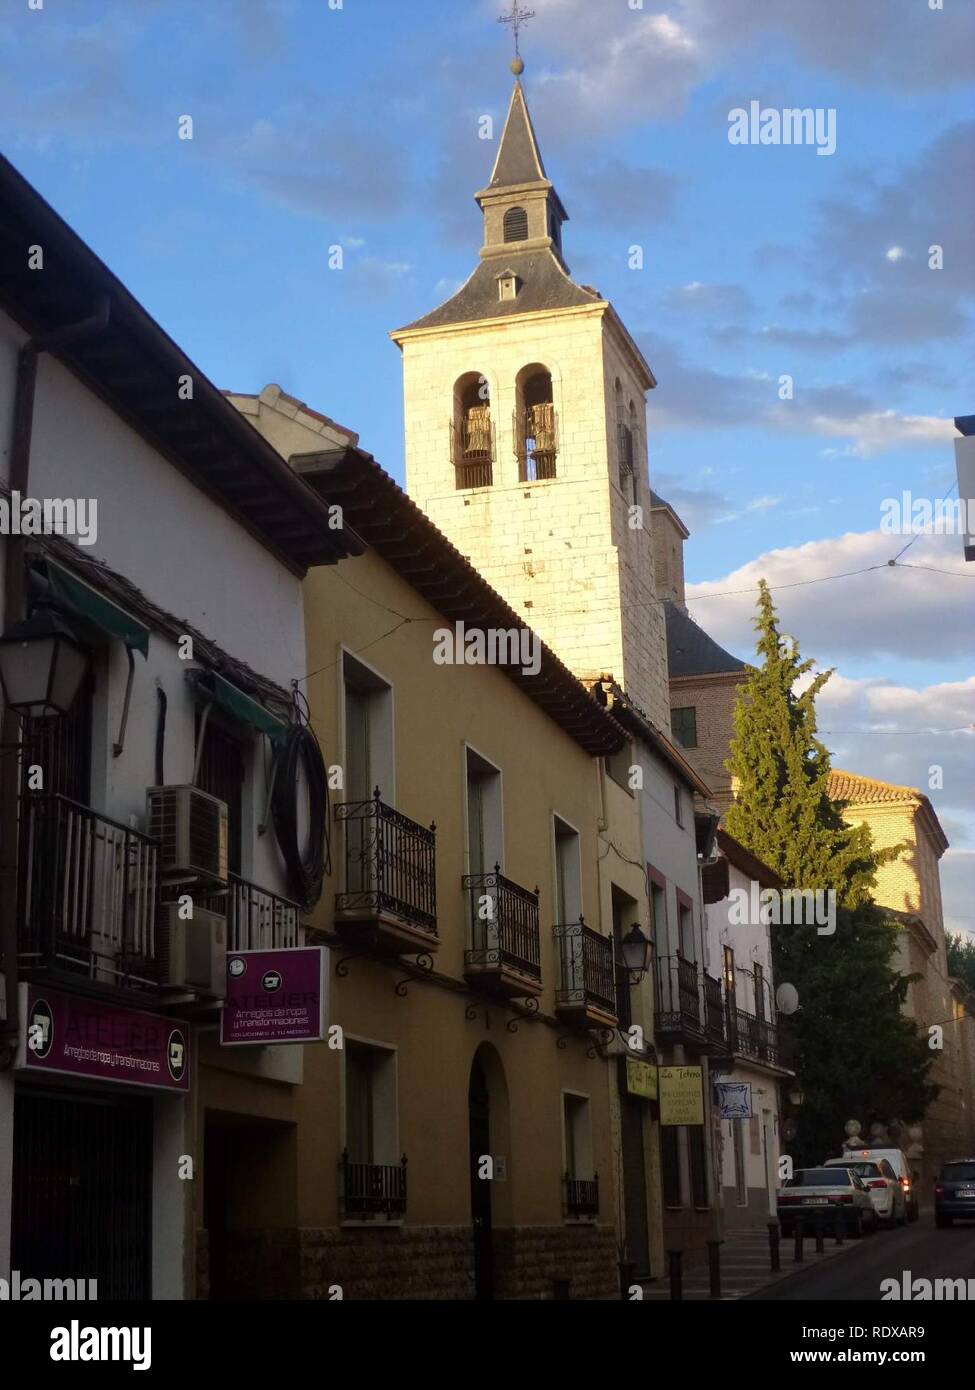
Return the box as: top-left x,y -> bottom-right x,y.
724,581 -> 933,1161
724,579 -> 881,908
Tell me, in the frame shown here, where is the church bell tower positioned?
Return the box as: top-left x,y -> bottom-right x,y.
390,52 -> 672,733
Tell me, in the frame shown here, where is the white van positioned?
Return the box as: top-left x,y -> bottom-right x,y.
834,1148 -> 919,1222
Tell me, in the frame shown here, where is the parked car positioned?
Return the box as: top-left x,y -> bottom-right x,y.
837,1147 -> 919,1222
934,1159 -> 975,1228
823,1156 -> 906,1227
778,1167 -> 878,1237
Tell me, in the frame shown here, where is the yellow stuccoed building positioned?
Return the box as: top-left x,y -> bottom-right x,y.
221,385 -> 656,1298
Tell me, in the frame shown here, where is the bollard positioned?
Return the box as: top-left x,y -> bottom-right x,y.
793,1217 -> 805,1263
707,1239 -> 723,1299
815,1212 -> 825,1254
767,1219 -> 781,1272
835,1206 -> 845,1245
667,1249 -> 683,1301
618,1261 -> 636,1302
552,1277 -> 571,1300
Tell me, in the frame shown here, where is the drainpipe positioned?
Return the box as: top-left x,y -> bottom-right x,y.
0,300 -> 111,1067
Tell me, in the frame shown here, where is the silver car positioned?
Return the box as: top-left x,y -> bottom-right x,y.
778,1166 -> 878,1237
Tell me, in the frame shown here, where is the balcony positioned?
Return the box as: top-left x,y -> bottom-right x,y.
515,403 -> 558,481
226,874 -> 302,951
335,791 -> 438,954
554,921 -> 617,1029
564,1175 -> 599,1219
463,866 -> 542,998
654,952 -> 703,1039
17,794 -> 158,992
451,416 -> 495,490
728,1007 -> 787,1070
703,971 -> 725,1045
341,1152 -> 407,1219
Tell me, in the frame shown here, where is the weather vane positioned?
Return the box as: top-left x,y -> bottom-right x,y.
499,2 -> 535,74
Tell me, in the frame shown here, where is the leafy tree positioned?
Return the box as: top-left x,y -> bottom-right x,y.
777,903 -> 937,1166
947,931 -> 975,996
724,580 -> 889,907
725,581 -> 933,1164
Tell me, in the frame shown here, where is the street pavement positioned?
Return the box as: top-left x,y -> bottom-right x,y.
755,1211 -> 975,1300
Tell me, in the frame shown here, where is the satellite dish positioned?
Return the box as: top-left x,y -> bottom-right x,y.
776,982 -> 799,1015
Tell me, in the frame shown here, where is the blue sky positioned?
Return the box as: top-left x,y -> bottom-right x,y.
2,0 -> 973,928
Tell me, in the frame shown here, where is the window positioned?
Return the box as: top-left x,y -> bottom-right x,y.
497,271 -> 518,301
343,652 -> 393,804
673,784 -> 684,826
343,1040 -> 403,1219
465,747 -> 502,877
22,667 -> 93,804
723,946 -> 736,999
197,716 -> 245,875
345,1040 -> 397,1165
503,205 -> 529,242
553,816 -> 582,924
649,879 -> 666,952
672,706 -> 698,749
516,365 -> 557,481
453,372 -> 493,489
563,1094 -> 594,1180
677,896 -> 694,960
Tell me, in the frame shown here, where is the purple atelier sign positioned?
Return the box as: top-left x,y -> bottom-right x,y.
19,985 -> 190,1092
220,947 -> 327,1046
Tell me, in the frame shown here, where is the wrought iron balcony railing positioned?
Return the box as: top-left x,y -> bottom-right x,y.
703,971 -> 725,1044
463,865 -> 541,982
341,1152 -> 407,1218
654,952 -> 703,1035
17,793 -> 158,988
514,403 -> 559,481
564,1175 -> 599,1219
554,920 -> 616,1018
728,1006 -> 784,1067
226,874 -> 302,951
451,416 -> 495,489
336,790 -> 437,936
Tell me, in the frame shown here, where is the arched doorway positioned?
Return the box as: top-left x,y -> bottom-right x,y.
468,1043 -> 511,1300
468,1055 -> 493,1300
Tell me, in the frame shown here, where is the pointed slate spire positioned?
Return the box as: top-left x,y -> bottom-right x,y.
489,80 -> 548,189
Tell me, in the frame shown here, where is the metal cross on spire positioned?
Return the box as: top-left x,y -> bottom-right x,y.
498,2 -> 535,61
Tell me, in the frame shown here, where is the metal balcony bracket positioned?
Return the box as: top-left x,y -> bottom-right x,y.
556,1033 -> 571,1050
464,1003 -> 480,1021
112,646 -> 136,758
335,954 -> 358,979
586,1027 -> 616,1059
393,952 -> 434,998
505,995 -> 540,1033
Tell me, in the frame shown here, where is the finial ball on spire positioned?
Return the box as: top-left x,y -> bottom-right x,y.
510,55 -> 525,76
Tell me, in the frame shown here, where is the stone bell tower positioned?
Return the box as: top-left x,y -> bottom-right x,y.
390,58 -> 672,732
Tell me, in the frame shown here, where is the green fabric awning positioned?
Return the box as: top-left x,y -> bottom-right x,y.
189,670 -> 288,745
43,560 -> 150,658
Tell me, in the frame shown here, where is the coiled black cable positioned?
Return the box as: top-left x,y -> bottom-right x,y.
271,683 -> 330,910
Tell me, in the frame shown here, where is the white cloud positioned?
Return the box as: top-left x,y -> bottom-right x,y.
686,529 -> 973,665
804,410 -> 957,458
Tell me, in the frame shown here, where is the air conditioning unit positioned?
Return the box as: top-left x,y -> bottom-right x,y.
157,903 -> 227,998
147,785 -> 228,888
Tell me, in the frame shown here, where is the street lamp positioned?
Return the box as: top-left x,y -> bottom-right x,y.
621,924 -> 651,983
0,609 -> 90,719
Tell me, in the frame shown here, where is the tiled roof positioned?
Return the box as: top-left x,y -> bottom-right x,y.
827,771 -> 921,805
393,248 -> 599,333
